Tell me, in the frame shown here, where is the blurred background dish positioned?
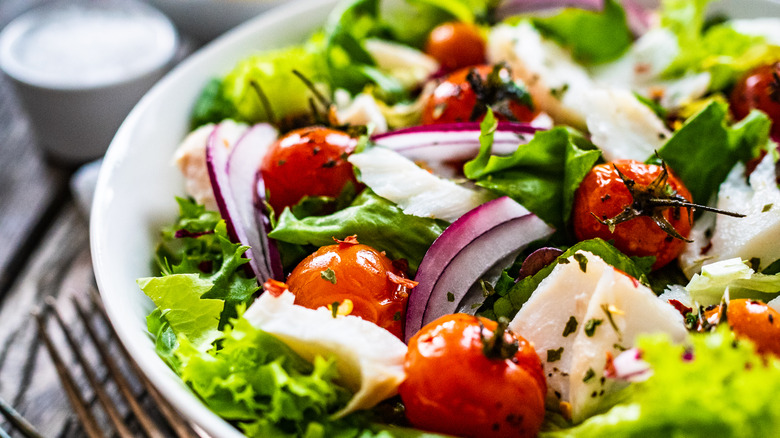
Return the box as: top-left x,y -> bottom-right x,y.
144,0 -> 289,43
0,0 -> 178,164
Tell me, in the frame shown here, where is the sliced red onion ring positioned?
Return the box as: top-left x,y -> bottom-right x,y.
622,0 -> 654,37
229,124 -> 283,281
516,247 -> 564,281
404,196 -> 555,343
496,0 -> 603,19
371,122 -> 538,162
605,348 -> 653,383
207,122 -> 282,282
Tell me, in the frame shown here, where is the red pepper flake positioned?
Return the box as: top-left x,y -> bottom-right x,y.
263,279 -> 288,297
387,271 -> 419,289
668,299 -> 693,318
604,351 -> 616,378
333,235 -> 359,247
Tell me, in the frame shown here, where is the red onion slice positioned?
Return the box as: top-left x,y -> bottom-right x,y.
207,122 -> 282,282
405,196 -> 555,342
371,122 -> 538,162
496,0 -> 603,18
228,124 -> 283,281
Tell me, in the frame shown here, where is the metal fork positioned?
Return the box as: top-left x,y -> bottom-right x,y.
31,290 -> 201,438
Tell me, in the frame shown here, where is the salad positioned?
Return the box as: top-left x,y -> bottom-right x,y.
137,0 -> 780,436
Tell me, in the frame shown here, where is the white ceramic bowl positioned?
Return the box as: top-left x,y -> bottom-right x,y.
91,0 -> 780,436
91,0 -> 340,436
144,0 -> 290,42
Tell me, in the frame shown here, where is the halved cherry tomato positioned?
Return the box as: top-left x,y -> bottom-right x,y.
703,299 -> 780,357
424,22 -> 486,73
421,64 -> 538,125
259,126 -> 360,213
730,62 -> 780,139
399,314 -> 546,438
572,160 -> 693,270
286,237 -> 412,338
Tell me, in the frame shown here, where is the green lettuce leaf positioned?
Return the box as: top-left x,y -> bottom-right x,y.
190,78 -> 238,129
323,0 -> 407,101
657,101 -> 770,204
176,311 -> 360,436
146,308 -> 181,370
221,41 -> 329,124
480,238 -> 653,320
686,258 -> 780,306
542,327 -> 780,437
137,274 -> 223,351
269,190 -> 447,273
148,198 -> 260,329
464,112 -> 601,228
531,0 -> 632,65
660,0 -> 780,90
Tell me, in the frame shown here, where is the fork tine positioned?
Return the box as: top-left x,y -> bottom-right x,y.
0,395 -> 44,438
33,310 -> 105,438
44,297 -> 134,438
71,298 -> 166,438
87,290 -> 199,438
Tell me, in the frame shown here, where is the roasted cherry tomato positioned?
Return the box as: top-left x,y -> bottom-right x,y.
424,22 -> 486,73
399,314 -> 546,438
421,64 -> 538,125
286,237 -> 413,338
572,160 -> 693,270
259,126 -> 360,213
703,299 -> 780,357
730,62 -> 780,139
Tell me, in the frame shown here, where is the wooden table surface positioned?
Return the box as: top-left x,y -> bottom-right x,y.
0,2 -> 202,436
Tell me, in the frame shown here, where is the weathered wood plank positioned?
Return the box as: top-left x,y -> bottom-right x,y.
0,205 -> 90,437
0,60 -> 71,297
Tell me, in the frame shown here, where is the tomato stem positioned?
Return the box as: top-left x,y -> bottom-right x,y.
480,317 -> 519,360
595,161 -> 744,242
465,62 -> 533,122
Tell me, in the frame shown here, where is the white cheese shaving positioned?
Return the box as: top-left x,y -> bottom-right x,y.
242,290 -> 407,419
349,147 -> 490,222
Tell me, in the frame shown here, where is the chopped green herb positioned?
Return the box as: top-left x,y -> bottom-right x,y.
550,83 -> 570,99
393,311 -> 401,321
547,347 -> 564,362
321,268 -> 337,284
479,279 -> 495,298
583,367 -> 596,383
447,292 -> 455,302
763,204 -> 773,212
613,343 -> 628,352
559,258 -> 571,264
563,316 -> 579,337
601,304 -> 622,339
573,253 -> 588,273
584,319 -> 603,337
331,301 -> 340,318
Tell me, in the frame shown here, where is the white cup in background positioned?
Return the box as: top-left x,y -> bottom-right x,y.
0,0 -> 178,165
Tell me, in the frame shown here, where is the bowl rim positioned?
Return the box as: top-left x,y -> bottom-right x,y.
90,0 -> 780,437
91,0 -> 340,436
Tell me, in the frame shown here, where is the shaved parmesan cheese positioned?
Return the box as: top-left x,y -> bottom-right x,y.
584,88 -> 670,161
487,22 -> 672,161
508,251 -> 608,409
510,251 -> 687,423
487,22 -> 593,130
334,89 -> 388,134
349,147 -> 490,222
680,153 -> 780,277
242,291 -> 407,418
364,38 -> 439,89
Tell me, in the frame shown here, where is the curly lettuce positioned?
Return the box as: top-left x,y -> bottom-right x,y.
542,327 -> 780,437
